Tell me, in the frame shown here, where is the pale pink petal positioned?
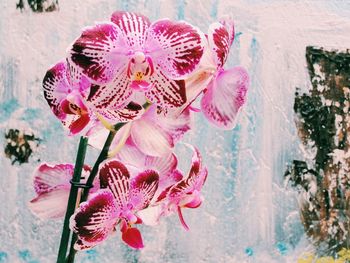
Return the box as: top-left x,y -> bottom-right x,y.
111,11 -> 150,50
145,19 -> 204,79
33,163 -> 73,194
117,138 -> 178,177
157,107 -> 191,143
136,205 -> 162,226
99,160 -> 130,208
208,22 -> 231,68
70,190 -> 118,246
69,23 -> 129,84
129,170 -> 159,211
200,67 -> 249,129
121,227 -> 144,249
29,186 -> 70,219
42,61 -> 71,119
130,116 -> 173,157
86,69 -> 132,110
146,69 -> 186,109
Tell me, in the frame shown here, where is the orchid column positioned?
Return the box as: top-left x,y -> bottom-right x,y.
28,11 -> 249,262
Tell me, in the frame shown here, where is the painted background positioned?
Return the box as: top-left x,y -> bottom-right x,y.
0,0 -> 350,262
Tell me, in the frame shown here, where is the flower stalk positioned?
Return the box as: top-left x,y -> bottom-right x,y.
56,136 -> 88,263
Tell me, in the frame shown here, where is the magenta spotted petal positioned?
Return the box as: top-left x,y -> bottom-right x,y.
208,22 -> 231,68
99,160 -> 130,208
96,101 -> 145,123
146,69 -> 186,109
69,23 -> 128,85
111,11 -> 150,50
200,67 -> 249,130
219,18 -> 235,46
145,19 -> 205,79
129,170 -> 159,211
86,70 -> 132,110
43,61 -> 72,119
43,61 -> 92,135
70,190 -> 119,248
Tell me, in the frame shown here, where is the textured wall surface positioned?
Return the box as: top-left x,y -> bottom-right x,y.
1,0 -> 350,262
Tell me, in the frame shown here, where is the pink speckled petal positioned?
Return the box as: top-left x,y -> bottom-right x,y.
146,69 -> 186,109
208,22 -> 231,68
69,23 -> 128,84
42,61 -> 71,119
70,190 -> 118,246
146,19 -> 205,79
111,11 -> 150,50
201,67 -> 249,130
129,170 -> 159,211
99,160 -> 130,208
219,18 -> 235,46
86,69 -> 132,110
97,102 -> 144,122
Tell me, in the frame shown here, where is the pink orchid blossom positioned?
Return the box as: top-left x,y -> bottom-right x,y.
43,61 -> 145,135
29,163 -> 97,219
162,146 -> 207,230
70,160 -> 159,250
183,19 -> 249,129
138,145 -> 207,229
68,11 -> 205,111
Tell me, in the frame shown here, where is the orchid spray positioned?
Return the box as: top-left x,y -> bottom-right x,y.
29,11 -> 249,262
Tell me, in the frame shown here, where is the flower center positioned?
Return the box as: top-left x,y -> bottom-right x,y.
127,51 -> 154,81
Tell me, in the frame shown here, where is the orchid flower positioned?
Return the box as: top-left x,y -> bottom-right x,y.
138,145 -> 207,229
29,163 -> 97,219
43,61 -> 144,135
68,11 -> 205,111
184,19 -> 249,129
70,160 -> 159,250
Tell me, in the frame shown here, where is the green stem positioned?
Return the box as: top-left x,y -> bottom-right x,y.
56,136 -> 88,263
66,123 -> 126,262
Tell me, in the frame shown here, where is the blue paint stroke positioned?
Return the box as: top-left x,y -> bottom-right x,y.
275,242 -> 288,255
18,250 -> 39,263
245,247 -> 254,257
0,98 -> 19,122
210,0 -> 218,19
177,0 -> 185,20
0,251 -> 8,262
20,108 -> 41,122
